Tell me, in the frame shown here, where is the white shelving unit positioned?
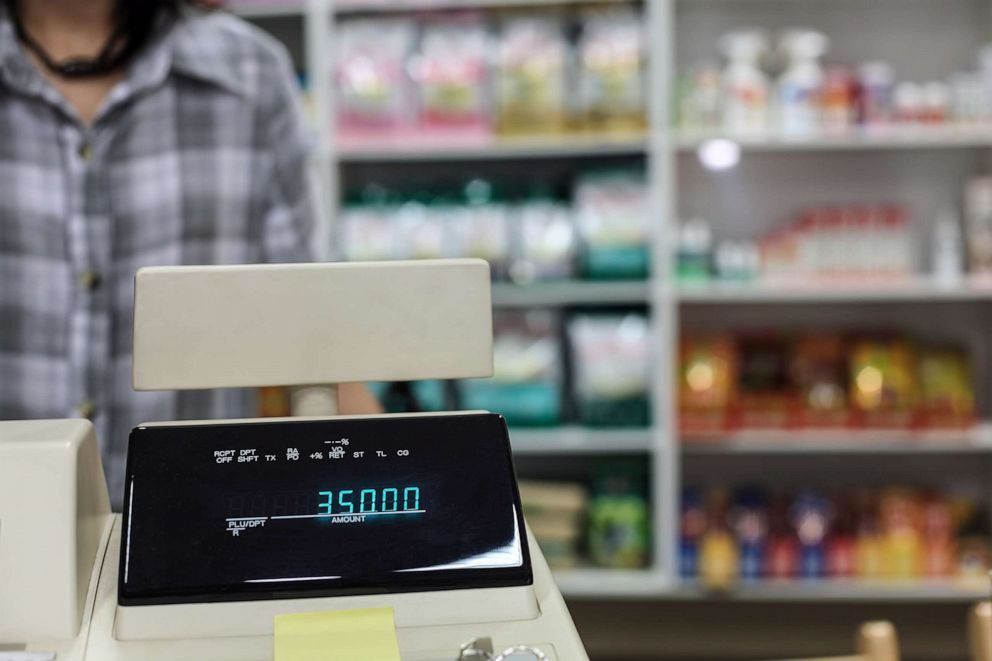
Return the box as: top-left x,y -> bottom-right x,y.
676,126 -> 992,152
334,0 -> 632,12
681,427 -> 992,455
491,281 -> 651,307
338,134 -> 647,162
230,0 -> 992,609
678,279 -> 992,303
510,427 -> 654,454
669,579 -> 991,603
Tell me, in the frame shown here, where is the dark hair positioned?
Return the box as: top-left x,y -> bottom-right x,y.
6,0 -> 213,78
113,0 -> 214,67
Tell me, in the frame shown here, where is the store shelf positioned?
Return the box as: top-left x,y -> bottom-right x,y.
553,572 -> 990,601
677,279 -> 992,304
670,579 -> 990,603
554,568 -> 669,598
681,427 -> 992,455
676,126 -> 992,153
493,281 -> 650,307
337,134 -> 647,162
226,1 -> 304,17
510,427 -> 653,454
279,0 -> 992,622
335,0 -> 630,13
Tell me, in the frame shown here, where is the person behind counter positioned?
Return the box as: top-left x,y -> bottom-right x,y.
0,0 -> 380,505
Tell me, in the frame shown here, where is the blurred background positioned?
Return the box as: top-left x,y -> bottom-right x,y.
229,0 -> 992,658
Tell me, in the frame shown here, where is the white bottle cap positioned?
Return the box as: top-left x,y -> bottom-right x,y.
778,29 -> 829,60
718,29 -> 770,62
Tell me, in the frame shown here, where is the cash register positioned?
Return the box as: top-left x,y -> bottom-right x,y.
0,259 -> 588,661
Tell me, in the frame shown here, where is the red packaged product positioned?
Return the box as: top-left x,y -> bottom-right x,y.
679,335 -> 738,436
826,495 -> 857,577
921,496 -> 956,577
735,334 -> 799,430
765,495 -> 799,578
821,67 -> 855,135
827,534 -> 857,577
791,334 -> 850,428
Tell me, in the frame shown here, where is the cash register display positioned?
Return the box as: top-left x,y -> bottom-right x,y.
119,413 -> 531,605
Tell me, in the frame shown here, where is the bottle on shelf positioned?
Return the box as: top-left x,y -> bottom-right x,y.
821,66 -> 856,135
893,81 -> 925,124
676,217 -> 714,283
921,496 -> 955,577
679,63 -> 722,132
826,495 -> 857,578
853,490 -> 883,578
932,206 -> 964,286
765,493 -> 800,579
699,490 -> 739,590
730,489 -> 769,580
858,61 -> 895,127
965,176 -> 992,281
878,489 -> 923,579
718,30 -> 771,136
680,488 -> 707,578
714,240 -> 760,282
792,490 -> 831,579
775,29 -> 829,137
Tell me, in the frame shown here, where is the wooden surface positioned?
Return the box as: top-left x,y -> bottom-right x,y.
567,600 -> 969,660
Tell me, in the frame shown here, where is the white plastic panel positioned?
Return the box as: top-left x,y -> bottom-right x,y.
0,420 -> 111,642
132,259 -> 493,391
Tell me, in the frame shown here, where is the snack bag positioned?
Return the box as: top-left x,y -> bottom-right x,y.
574,169 -> 651,279
849,337 -> 918,428
588,461 -> 650,569
510,191 -> 576,283
495,14 -> 568,134
918,346 -> 974,429
460,310 -> 563,427
570,313 -> 651,427
737,334 -> 795,429
679,335 -> 736,434
575,7 -> 646,131
335,19 -> 416,136
792,334 -> 849,427
340,188 -> 399,262
411,14 -> 491,135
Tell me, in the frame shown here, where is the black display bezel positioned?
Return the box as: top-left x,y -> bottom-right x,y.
118,413 -> 532,606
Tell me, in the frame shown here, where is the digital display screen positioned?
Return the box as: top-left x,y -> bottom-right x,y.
118,413 -> 531,605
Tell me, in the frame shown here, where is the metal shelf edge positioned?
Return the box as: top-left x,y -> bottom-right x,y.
510,427 -> 653,454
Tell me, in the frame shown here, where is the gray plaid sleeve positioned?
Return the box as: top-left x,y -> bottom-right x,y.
256,43 -> 317,264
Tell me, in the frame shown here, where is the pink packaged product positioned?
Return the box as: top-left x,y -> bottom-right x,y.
335,18 -> 417,142
409,14 -> 492,140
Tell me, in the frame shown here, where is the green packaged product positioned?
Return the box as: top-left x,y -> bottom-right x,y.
588,460 -> 650,568
574,169 -> 651,280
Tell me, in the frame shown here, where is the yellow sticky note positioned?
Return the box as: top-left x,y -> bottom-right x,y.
274,607 -> 402,661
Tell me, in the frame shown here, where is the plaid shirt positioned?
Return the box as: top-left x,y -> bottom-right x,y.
0,7 -> 315,504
